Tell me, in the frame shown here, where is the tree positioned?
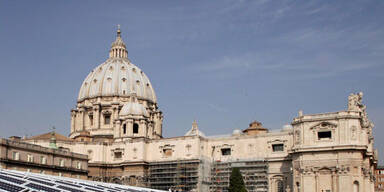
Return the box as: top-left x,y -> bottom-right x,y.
228,167 -> 247,192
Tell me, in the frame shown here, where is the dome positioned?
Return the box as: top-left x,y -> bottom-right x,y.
232,129 -> 242,136
120,99 -> 149,117
281,124 -> 293,132
185,120 -> 206,137
185,129 -> 206,137
70,26 -> 163,141
77,27 -> 157,103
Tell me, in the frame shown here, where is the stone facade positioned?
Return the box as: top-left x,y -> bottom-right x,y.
0,138 -> 88,179
291,108 -> 375,192
23,28 -> 377,192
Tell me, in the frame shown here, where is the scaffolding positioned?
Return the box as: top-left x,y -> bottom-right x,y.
210,160 -> 268,192
148,160 -> 200,191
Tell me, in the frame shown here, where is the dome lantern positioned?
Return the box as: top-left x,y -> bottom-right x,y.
109,24 -> 128,59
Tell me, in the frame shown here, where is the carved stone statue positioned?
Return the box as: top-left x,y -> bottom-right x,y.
348,92 -> 363,111
348,92 -> 374,129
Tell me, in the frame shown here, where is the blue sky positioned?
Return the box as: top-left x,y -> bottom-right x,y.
0,0 -> 383,161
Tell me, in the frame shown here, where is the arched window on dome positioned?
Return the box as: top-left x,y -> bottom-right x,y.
133,123 -> 139,134
88,114 -> 93,126
123,124 -> 126,134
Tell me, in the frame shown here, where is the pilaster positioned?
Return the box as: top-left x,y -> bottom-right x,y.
79,108 -> 85,131
70,110 -> 76,133
115,121 -> 121,138
94,105 -> 100,129
127,119 -> 133,137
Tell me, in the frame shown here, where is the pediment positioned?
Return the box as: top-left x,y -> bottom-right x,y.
159,144 -> 175,149
318,166 -> 334,174
310,121 -> 337,130
271,175 -> 284,179
267,139 -> 287,144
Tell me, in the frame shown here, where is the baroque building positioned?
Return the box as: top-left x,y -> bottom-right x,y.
24,27 -> 377,192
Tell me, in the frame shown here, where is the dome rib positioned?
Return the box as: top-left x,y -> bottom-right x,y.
113,63 -> 119,95
84,69 -> 97,99
99,62 -> 109,96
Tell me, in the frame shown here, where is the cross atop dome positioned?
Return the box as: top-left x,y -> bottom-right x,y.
109,25 -> 128,59
117,24 -> 121,36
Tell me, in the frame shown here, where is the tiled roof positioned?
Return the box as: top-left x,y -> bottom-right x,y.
24,132 -> 73,142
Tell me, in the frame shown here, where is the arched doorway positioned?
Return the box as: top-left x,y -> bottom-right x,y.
276,180 -> 284,192
353,181 -> 359,192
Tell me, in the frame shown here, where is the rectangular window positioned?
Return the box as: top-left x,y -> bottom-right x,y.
114,152 -> 122,159
272,144 -> 284,152
59,159 -> 65,167
123,124 -> 127,134
318,131 -> 332,140
27,154 -> 34,162
77,162 -> 82,169
40,156 -> 47,164
163,149 -> 173,157
133,123 -> 139,134
104,114 -> 111,125
12,152 -> 19,160
89,115 -> 93,126
221,148 -> 231,156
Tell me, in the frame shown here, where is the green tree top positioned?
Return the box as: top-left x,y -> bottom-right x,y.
228,167 -> 247,192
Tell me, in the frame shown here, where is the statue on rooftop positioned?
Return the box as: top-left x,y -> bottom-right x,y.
348,92 -> 364,111
348,92 -> 374,129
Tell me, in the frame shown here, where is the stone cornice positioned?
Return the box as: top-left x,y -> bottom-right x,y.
0,158 -> 88,173
265,156 -> 292,162
292,111 -> 360,125
88,161 -> 149,167
77,95 -> 156,105
289,144 -> 367,154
